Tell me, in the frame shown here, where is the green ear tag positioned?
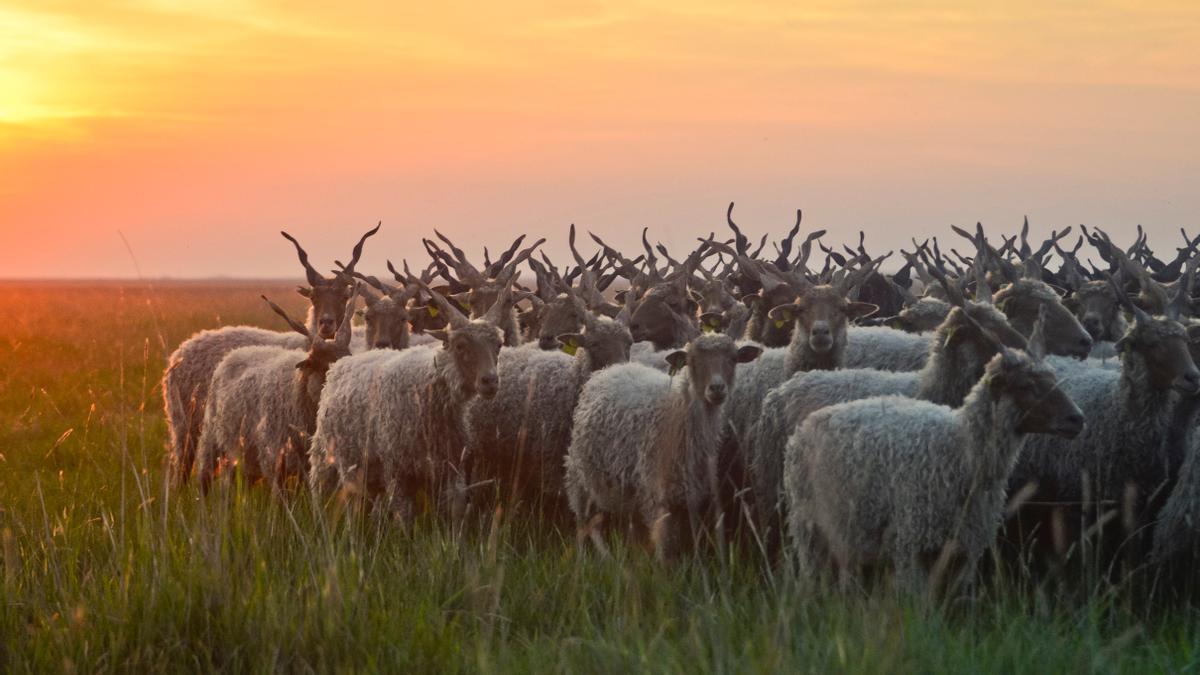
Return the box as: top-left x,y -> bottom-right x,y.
702,323 -> 715,334
562,343 -> 578,356
428,306 -> 439,317
774,319 -> 787,329
943,327 -> 957,348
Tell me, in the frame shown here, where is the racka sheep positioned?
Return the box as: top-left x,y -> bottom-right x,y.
1007,275 -> 1200,564
163,224 -> 378,485
750,264 -> 1028,543
424,231 -> 546,346
785,323 -> 1084,594
195,291 -> 356,491
465,286 -> 632,516
564,334 -> 761,558
308,267 -> 512,518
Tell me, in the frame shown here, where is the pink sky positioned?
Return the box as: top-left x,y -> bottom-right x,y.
1,1 -> 1197,278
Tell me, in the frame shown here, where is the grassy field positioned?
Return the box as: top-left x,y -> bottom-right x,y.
2,280 -> 1199,673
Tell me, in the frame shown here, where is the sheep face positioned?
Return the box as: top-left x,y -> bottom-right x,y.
1067,281 -> 1125,342
769,286 -> 877,356
630,281 -> 697,349
888,297 -> 951,333
986,351 -> 1084,438
753,284 -> 799,346
536,295 -> 584,351
994,280 -> 1092,359
360,292 -> 409,350
1117,318 -> 1200,395
691,278 -> 737,316
441,321 -> 504,398
665,335 -> 762,405
557,317 -> 633,371
298,281 -> 354,340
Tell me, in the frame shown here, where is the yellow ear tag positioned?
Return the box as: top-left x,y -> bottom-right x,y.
702,323 -> 715,334
943,327 -> 957,348
562,343 -> 578,356
428,306 -> 439,317
774,319 -> 787,329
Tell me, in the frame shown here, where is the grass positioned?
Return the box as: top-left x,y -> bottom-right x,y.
1,280 -> 1199,672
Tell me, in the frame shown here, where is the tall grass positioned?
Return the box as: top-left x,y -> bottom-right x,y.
1,281 -> 1197,672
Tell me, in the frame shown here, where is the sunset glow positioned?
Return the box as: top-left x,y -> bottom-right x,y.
1,1 -> 1198,277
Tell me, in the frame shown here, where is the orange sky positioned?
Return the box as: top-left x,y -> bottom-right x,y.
1,1 -> 1198,278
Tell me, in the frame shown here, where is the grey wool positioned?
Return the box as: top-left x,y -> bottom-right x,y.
564,334 -> 761,558
785,349 -> 1082,593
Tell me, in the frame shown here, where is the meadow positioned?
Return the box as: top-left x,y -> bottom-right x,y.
2,280 -> 1199,673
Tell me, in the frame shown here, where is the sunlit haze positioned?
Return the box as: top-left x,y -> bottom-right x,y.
1,1 -> 1197,278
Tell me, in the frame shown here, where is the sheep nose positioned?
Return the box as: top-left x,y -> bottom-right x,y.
812,324 -> 830,338
707,382 -> 727,402
538,336 -> 558,350
374,341 -> 391,349
1179,370 -> 1200,394
480,373 -> 499,389
1078,335 -> 1093,352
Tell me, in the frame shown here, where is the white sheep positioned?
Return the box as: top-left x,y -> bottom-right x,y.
785,340 -> 1084,594
1007,279 -> 1200,562
464,293 -> 633,516
163,225 -> 378,485
195,293 -> 355,491
564,334 -> 761,558
749,300 -> 1030,544
308,270 -> 512,518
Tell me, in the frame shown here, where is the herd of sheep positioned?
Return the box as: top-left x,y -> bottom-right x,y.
161,208 -> 1200,594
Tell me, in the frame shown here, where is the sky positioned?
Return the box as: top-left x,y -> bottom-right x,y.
0,1 -> 1198,278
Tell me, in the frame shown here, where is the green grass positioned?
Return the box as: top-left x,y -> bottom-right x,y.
1,280 -> 1199,673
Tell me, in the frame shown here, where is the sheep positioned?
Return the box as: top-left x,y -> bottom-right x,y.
1151,390 -> 1200,568
195,292 -> 356,491
520,256 -> 586,350
887,296 -> 952,333
163,224 -> 378,485
564,334 -> 762,558
749,275 -> 1029,545
784,327 -> 1085,594
465,287 -> 633,517
425,232 -> 546,346
720,204 -> 823,347
1006,275 -> 1200,565
722,259 -> 881,453
308,267 -> 513,518
339,260 -> 441,351
842,276 -> 1092,371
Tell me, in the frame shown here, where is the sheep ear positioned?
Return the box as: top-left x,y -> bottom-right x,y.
295,356 -> 317,371
557,333 -> 585,356
428,329 -> 450,344
665,350 -> 688,376
736,345 -> 762,363
740,292 -> 761,309
685,297 -> 699,316
615,290 -> 629,305
296,286 -> 313,298
885,316 -> 906,330
767,303 -> 798,329
846,302 -> 878,320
